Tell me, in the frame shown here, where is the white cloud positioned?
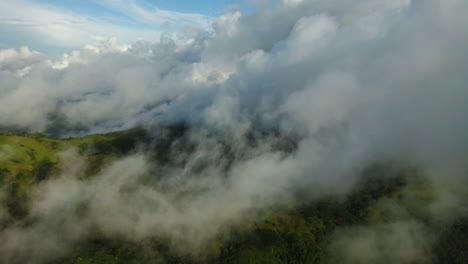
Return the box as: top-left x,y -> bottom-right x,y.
0,0 -> 212,51
96,0 -> 212,29
1,1 -> 468,261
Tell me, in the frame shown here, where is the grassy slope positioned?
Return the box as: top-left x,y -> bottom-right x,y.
0,132 -> 130,219
0,134 -> 62,177
0,132 -> 467,264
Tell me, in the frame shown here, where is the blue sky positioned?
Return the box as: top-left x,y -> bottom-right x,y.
0,0 -> 246,54
35,0 -> 244,16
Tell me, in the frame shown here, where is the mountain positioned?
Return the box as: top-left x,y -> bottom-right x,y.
0,128 -> 466,264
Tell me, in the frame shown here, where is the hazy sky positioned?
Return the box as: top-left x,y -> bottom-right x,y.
0,0 -> 244,53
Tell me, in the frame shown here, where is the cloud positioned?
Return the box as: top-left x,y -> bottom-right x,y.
0,0 -> 212,52
0,140 -> 295,262
96,0 -> 213,29
1,0 -> 467,181
0,0 -> 466,199
1,0 -> 468,262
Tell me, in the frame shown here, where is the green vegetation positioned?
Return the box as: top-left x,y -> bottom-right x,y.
0,134 -> 62,177
0,131 -> 467,264
0,134 -> 63,219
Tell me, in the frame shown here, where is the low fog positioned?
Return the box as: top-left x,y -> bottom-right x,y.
1,0 -> 468,263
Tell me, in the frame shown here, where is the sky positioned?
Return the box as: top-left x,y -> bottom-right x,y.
0,0 -> 244,54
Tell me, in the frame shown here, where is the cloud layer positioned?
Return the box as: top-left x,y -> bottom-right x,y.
1,0 -> 468,263
2,0 -> 467,169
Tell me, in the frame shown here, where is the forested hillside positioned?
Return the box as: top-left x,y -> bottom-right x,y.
1,129 -> 466,264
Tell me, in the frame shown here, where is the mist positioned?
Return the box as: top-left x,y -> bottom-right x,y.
1,0 -> 468,263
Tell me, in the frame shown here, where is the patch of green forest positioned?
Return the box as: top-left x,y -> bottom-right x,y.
0,129 -> 466,264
